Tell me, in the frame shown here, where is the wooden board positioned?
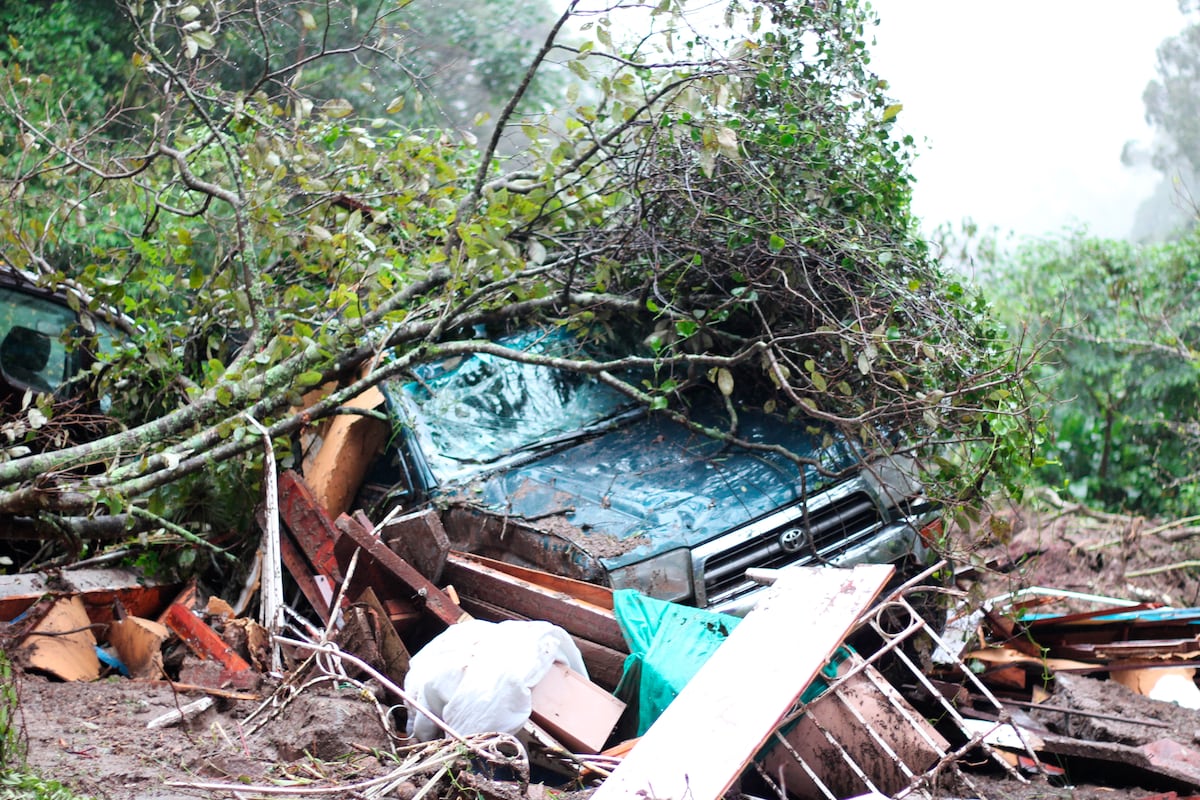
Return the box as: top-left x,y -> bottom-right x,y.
443,553 -> 625,651
302,385 -> 388,519
109,616 -> 169,679
590,564 -> 893,800
380,510 -> 451,585
17,596 -> 100,681
162,603 -> 252,674
334,514 -> 467,628
448,551 -> 615,610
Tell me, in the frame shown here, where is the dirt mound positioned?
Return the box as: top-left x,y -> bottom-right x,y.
13,674 -> 396,799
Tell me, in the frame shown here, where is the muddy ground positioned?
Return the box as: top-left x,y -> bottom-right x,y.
8,498 -> 1200,800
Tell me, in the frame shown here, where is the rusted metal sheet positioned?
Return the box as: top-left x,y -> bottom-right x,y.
0,568 -> 177,624
277,470 -> 342,583
443,551 -> 625,652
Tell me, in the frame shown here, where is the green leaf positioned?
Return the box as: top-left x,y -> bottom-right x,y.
768,234 -> 786,252
882,103 -> 903,122
321,98 -> 354,119
296,370 -> 325,388
190,30 -> 215,50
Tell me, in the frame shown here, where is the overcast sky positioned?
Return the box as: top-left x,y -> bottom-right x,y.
865,2 -> 1187,241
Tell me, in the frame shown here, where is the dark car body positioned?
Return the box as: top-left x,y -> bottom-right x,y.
379,328 -> 937,614
0,266 -> 114,405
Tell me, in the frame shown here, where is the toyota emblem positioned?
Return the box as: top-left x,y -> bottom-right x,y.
779,527 -> 805,553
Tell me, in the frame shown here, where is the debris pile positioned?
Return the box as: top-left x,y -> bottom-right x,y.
6,471 -> 1200,800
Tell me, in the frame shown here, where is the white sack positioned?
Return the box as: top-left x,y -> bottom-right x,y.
403,618 -> 586,741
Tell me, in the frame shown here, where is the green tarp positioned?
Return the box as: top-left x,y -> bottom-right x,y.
612,589 -> 742,735
612,588 -> 851,736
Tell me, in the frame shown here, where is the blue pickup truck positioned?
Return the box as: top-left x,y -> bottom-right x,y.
378,327 -> 939,614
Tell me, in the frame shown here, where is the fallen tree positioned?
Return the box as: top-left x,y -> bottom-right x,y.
0,0 -> 1037,568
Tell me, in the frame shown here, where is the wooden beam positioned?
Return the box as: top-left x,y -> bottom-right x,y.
333,513 -> 467,628
448,551 -> 615,610
590,564 -> 894,800
443,552 -> 625,652
162,603 -> 252,674
302,384 -> 388,520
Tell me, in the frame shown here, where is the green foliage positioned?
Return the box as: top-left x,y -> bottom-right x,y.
0,771 -> 94,800
0,0 -> 1037,554
0,649 -> 22,770
0,2 -> 132,132
987,230 -> 1200,515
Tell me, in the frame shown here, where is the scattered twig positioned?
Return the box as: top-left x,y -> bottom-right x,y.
166,733 -> 525,798
1126,560 -> 1200,578
147,696 -> 214,729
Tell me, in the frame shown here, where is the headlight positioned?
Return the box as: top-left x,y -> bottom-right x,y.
862,453 -> 924,509
607,549 -> 693,602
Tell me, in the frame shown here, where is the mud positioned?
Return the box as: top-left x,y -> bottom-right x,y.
10,499 -> 1200,800
12,674 -> 397,799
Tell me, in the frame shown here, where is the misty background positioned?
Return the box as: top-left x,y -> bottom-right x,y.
867,1 -> 1187,242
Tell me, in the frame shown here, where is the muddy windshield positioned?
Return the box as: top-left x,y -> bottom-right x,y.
390,329 -> 640,484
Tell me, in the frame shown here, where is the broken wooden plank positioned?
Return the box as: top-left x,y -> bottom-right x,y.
448,551 -> 615,610
1035,731 -> 1200,791
302,384 -> 388,519
146,696 -> 214,729
16,595 -> 100,681
443,552 -> 625,652
591,564 -> 894,800
344,586 -> 412,686
379,509 -> 451,585
333,513 -> 467,628
108,616 -> 169,679
277,470 -> 343,583
162,603 -> 252,674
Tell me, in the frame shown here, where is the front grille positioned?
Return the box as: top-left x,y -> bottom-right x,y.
700,489 -> 883,605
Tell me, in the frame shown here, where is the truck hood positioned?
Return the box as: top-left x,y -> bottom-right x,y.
462,406 -> 859,569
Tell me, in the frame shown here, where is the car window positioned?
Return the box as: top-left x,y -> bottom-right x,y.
393,329 -> 640,483
0,288 -> 80,394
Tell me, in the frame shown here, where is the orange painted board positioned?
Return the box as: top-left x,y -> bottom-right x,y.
162,603 -> 251,673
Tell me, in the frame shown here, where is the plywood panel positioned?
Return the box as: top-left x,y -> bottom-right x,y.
591,564 -> 893,800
